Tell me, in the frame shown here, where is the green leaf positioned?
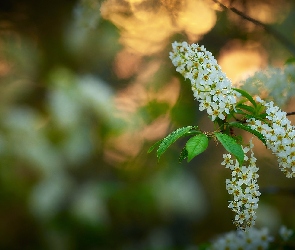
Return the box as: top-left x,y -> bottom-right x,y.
179,147 -> 188,163
185,134 -> 208,162
139,101 -> 170,124
234,108 -> 248,115
235,103 -> 256,114
285,57 -> 295,65
214,132 -> 244,166
233,88 -> 257,108
245,113 -> 267,121
147,139 -> 163,153
255,103 -> 266,115
157,126 -> 194,160
229,122 -> 267,146
197,243 -> 212,250
197,243 -> 211,250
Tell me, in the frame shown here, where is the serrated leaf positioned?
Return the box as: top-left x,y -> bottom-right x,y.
235,103 -> 256,114
229,122 -> 267,146
233,88 -> 257,108
234,109 -> 248,115
157,126 -> 193,160
185,134 -> 208,162
147,139 -> 163,153
179,147 -> 188,163
245,113 -> 267,121
214,132 -> 244,166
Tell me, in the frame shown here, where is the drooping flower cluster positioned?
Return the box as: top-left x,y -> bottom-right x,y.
169,41 -> 239,121
247,98 -> 295,178
222,140 -> 260,230
169,41 -> 295,231
210,227 -> 273,250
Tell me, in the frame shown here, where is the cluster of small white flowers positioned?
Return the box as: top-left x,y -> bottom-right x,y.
247,98 -> 295,178
221,140 -> 260,230
169,41 -> 295,232
240,64 -> 295,107
169,41 -> 240,121
210,227 -> 273,250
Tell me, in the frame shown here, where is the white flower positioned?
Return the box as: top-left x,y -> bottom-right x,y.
239,64 -> 295,107
247,100 -> 295,178
169,41 -> 239,121
209,227 -> 273,250
170,40 -> 295,231
279,225 -> 293,241
223,140 -> 260,230
221,154 -> 233,166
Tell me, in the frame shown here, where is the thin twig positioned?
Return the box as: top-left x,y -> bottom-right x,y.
287,111 -> 295,116
212,0 -> 295,57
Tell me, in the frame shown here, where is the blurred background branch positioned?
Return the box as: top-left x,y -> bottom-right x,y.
212,0 -> 295,56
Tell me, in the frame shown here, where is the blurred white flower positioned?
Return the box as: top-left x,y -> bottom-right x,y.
74,0 -> 101,29
2,108 -> 62,175
30,172 -> 74,220
255,203 -> 281,232
239,64 -> 295,107
279,225 -> 293,241
70,183 -> 109,225
150,168 -> 207,219
210,227 -> 273,250
77,75 -> 116,126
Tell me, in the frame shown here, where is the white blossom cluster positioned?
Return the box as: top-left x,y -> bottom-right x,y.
240,64 -> 295,107
210,227 -> 273,250
247,98 -> 295,178
169,41 -> 240,121
222,141 -> 260,230
169,41 -> 295,230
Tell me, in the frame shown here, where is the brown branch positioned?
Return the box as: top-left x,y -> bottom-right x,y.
212,0 -> 295,57
287,111 -> 295,116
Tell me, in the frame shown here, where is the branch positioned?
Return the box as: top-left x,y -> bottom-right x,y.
287,111 -> 295,116
212,0 -> 295,57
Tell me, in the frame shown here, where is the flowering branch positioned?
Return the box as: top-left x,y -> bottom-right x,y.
212,0 -> 295,57
149,41 -> 295,231
287,111 -> 295,116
